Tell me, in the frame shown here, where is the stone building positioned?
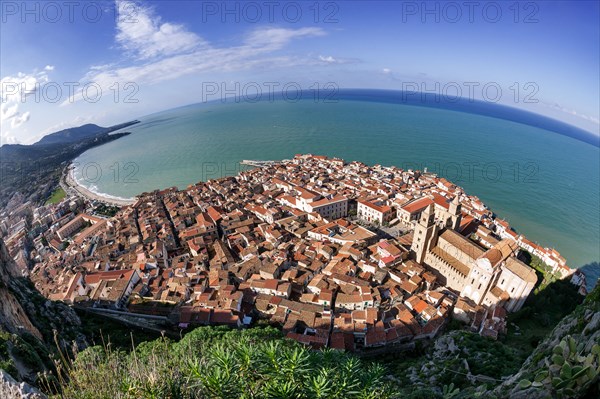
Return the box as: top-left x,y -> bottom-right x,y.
412,203 -> 536,312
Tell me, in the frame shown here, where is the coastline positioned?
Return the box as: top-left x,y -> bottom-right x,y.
62,163 -> 136,207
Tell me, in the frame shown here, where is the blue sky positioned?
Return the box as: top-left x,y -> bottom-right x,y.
1,0 -> 599,145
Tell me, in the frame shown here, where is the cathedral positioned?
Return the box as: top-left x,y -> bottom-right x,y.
411,198 -> 537,312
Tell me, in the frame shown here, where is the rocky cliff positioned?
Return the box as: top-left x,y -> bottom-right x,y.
492,283 -> 600,398
0,240 -> 42,339
386,280 -> 596,398
0,370 -> 47,399
0,238 -> 84,385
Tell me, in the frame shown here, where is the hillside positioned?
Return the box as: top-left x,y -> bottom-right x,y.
41,284 -> 598,399
33,124 -> 106,146
33,121 -> 139,146
0,121 -> 136,207
0,238 -> 84,386
491,285 -> 600,398
45,325 -> 395,399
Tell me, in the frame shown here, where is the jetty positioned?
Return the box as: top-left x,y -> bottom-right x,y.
240,160 -> 279,167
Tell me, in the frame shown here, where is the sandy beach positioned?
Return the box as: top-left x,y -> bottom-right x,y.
62,164 -> 136,207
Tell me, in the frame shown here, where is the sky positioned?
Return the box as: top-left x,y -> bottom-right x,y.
1,0 -> 599,145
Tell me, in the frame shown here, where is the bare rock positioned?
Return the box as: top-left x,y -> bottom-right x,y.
0,370 -> 47,399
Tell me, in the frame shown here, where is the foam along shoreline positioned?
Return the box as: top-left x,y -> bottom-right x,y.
63,164 -> 136,207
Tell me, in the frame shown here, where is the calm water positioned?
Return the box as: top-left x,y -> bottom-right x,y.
74,93 -> 600,283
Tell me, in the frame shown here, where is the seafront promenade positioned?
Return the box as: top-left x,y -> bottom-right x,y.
62,160 -> 277,206
61,164 -> 136,207
240,159 -> 281,167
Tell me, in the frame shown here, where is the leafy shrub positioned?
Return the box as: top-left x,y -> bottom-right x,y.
44,326 -> 395,399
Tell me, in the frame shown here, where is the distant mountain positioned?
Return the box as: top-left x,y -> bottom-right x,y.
0,120 -> 138,207
34,124 -> 107,146
33,120 -> 139,146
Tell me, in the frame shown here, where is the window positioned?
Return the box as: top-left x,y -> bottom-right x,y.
471,278 -> 475,284
501,279 -> 505,285
478,283 -> 482,290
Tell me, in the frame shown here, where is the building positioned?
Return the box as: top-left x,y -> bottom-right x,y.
56,213 -> 103,241
306,196 -> 348,220
357,199 -> 394,225
397,197 -> 434,226
412,204 -> 536,312
65,269 -> 141,309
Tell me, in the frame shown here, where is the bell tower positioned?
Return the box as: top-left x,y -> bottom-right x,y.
449,195 -> 462,231
412,204 -> 437,264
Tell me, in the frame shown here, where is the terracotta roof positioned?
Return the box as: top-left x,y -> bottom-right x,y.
505,257 -> 537,284
430,246 -> 471,277
401,197 -> 434,214
439,229 -> 485,260
431,193 -> 450,209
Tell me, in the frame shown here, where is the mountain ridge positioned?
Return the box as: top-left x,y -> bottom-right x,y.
32,120 -> 139,146
33,124 -> 107,146
0,121 -> 137,207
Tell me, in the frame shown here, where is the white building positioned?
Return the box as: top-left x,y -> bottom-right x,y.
306,196 -> 348,219
357,199 -> 394,225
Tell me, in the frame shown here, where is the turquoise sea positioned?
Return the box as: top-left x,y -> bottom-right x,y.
74,91 -> 600,283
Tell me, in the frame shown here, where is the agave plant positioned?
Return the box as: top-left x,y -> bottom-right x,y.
52,326 -> 397,399
305,368 -> 334,399
442,382 -> 460,398
518,335 -> 600,398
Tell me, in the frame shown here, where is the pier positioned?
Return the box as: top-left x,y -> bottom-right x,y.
240,160 -> 279,167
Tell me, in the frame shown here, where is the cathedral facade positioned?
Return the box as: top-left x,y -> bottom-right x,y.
412,200 -> 537,312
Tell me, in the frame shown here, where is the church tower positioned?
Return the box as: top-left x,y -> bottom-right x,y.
412,204 -> 437,264
449,195 -> 462,231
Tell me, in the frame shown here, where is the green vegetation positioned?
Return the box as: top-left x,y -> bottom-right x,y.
45,187 -> 66,205
382,257 -> 588,398
9,333 -> 45,371
385,330 -> 524,397
44,326 -> 395,399
93,203 -> 120,217
1,236 -> 592,398
0,329 -> 50,380
518,336 -> 599,398
493,282 -> 600,398
27,280 -> 594,399
505,254 -> 583,354
2,277 -> 594,399
0,129 -> 131,207
76,309 -> 162,349
0,329 -> 19,378
521,251 -> 563,292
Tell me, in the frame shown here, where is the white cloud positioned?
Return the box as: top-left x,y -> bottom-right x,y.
319,55 -> 337,63
1,103 -> 19,121
63,2 -> 327,105
115,0 -> 205,59
0,70 -> 49,105
0,131 -> 20,145
316,54 -> 358,65
382,68 -> 391,74
10,111 -> 30,128
44,65 -> 55,71
245,27 -> 325,49
0,68 -> 51,134
549,103 -> 600,125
